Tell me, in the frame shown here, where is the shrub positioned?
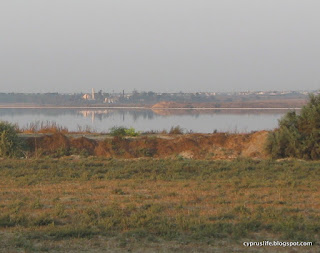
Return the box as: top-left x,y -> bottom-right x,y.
266,94 -> 320,159
109,126 -> 139,137
124,127 -> 140,137
0,121 -> 23,157
20,121 -> 68,134
169,126 -> 184,135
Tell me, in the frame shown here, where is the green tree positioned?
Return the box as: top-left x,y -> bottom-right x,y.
266,94 -> 320,159
0,121 -> 22,157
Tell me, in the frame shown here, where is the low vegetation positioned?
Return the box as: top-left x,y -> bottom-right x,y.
266,94 -> 320,159
20,121 -> 69,134
109,126 -> 140,137
0,121 -> 23,158
19,121 -> 98,134
0,158 -> 319,252
169,125 -> 184,134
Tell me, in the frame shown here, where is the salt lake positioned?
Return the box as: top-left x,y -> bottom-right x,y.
0,108 -> 293,133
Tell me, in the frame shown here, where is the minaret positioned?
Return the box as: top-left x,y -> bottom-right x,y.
91,88 -> 95,100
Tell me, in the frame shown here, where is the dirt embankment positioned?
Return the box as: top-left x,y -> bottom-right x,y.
152,99 -> 307,109
25,131 -> 269,159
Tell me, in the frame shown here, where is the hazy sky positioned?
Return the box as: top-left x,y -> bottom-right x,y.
1,1 -> 320,93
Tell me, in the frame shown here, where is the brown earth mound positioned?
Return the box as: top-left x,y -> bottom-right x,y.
90,132 -> 269,159
152,101 -> 194,109
27,133 -> 70,153
70,137 -> 97,155
24,131 -> 270,159
152,99 -> 306,109
151,99 -> 306,116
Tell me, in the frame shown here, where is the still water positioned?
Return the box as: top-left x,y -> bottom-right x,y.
0,108 -> 288,133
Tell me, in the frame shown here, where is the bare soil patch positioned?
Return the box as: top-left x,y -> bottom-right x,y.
24,131 -> 269,159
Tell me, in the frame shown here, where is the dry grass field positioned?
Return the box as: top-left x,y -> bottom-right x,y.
0,158 -> 319,252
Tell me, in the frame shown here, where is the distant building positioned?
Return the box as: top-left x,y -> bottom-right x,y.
82,88 -> 96,100
104,97 -> 117,103
82,94 -> 91,100
91,88 -> 95,100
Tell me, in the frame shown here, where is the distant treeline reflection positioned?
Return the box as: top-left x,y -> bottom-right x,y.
0,108 -> 289,120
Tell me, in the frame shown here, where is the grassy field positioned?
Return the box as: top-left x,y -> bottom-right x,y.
0,158 -> 319,252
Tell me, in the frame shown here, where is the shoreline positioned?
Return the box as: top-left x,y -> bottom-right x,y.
0,105 -> 301,110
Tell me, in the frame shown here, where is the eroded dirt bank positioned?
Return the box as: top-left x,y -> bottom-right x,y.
24,131 -> 269,159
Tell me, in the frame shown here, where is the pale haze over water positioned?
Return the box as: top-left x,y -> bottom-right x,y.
0,1 -> 320,93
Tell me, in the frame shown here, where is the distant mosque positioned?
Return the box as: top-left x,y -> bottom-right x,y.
82,88 -> 95,100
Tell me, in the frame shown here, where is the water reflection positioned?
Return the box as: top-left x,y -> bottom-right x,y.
0,108 -> 291,133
